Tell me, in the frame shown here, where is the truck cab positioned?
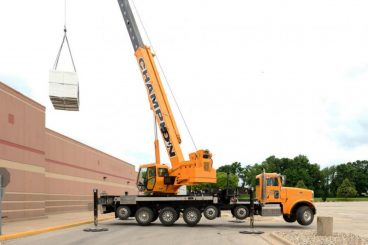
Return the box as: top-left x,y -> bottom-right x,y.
255,172 -> 316,225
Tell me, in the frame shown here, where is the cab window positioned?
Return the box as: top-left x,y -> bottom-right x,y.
266,177 -> 278,186
147,167 -> 156,178
137,168 -> 147,185
255,178 -> 260,186
158,168 -> 169,177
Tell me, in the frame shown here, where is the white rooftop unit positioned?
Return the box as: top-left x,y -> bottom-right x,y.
49,70 -> 79,111
49,25 -> 79,111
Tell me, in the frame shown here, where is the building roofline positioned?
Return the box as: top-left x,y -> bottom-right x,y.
45,128 -> 135,168
0,81 -> 45,111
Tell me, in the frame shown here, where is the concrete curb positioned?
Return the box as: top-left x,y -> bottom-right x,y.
0,216 -> 114,241
269,232 -> 295,245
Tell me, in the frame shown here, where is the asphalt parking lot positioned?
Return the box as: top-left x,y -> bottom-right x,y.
3,217 -> 271,245
3,202 -> 368,245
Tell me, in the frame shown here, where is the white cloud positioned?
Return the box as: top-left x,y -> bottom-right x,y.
1,0 -> 368,170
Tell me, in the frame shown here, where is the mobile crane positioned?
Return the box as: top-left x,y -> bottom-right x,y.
100,0 -> 316,227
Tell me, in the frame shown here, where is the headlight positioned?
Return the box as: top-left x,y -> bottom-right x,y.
312,191 -> 314,200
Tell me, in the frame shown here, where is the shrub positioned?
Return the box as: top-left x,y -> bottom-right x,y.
337,178 -> 357,197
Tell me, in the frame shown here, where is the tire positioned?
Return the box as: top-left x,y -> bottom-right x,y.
159,207 -> 178,226
233,205 -> 249,220
116,205 -> 131,220
175,209 -> 181,221
283,214 -> 296,223
183,207 -> 202,227
152,211 -> 159,222
203,205 -> 219,220
135,207 -> 154,226
296,206 -> 314,226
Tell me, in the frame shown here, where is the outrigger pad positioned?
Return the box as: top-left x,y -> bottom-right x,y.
83,227 -> 108,232
239,230 -> 264,234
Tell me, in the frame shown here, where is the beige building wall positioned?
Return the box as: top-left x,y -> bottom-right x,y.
0,82 -> 137,221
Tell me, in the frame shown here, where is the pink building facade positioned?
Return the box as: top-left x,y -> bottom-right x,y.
0,82 -> 137,221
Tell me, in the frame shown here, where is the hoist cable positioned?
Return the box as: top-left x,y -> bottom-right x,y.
64,0 -> 67,28
53,0 -> 77,72
153,112 -> 158,140
130,0 -> 198,151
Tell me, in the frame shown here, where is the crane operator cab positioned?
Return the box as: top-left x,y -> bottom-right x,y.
136,149 -> 216,195
137,164 -> 176,194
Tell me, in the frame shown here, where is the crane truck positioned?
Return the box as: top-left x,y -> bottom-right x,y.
99,0 -> 316,227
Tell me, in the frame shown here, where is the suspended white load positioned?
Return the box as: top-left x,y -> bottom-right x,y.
49,26 -> 79,111
49,69 -> 79,111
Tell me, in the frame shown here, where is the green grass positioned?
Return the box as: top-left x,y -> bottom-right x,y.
239,194 -> 250,199
314,197 -> 368,202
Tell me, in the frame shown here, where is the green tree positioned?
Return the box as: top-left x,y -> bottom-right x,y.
242,155 -> 323,194
218,162 -> 245,186
329,161 -> 368,196
214,156 -> 368,198
190,172 -> 238,191
320,166 -> 336,201
295,180 -> 307,189
214,172 -> 238,189
336,178 -> 357,197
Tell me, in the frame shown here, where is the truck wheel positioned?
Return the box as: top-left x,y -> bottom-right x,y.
183,207 -> 201,226
159,207 -> 178,226
116,205 -> 131,220
203,205 -> 218,220
296,206 -> 314,226
234,205 -> 249,220
283,214 -> 296,223
135,207 -> 154,226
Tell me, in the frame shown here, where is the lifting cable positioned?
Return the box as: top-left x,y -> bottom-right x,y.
130,0 -> 198,151
53,0 -> 77,72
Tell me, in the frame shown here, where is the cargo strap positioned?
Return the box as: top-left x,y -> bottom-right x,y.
53,26 -> 77,72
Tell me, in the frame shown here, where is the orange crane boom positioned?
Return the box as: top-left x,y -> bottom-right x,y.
118,0 -> 216,194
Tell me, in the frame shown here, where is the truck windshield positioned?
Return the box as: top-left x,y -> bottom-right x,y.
266,178 -> 278,186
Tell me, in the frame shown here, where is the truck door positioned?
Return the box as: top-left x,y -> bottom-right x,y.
265,177 -> 281,202
146,166 -> 156,191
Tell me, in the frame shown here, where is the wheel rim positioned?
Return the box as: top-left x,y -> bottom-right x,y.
206,208 -> 215,217
237,208 -> 246,217
119,208 -> 127,217
187,211 -> 198,222
303,210 -> 312,222
162,211 -> 174,222
139,210 -> 150,222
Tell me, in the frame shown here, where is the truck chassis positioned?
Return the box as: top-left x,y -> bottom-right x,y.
100,189 -> 314,227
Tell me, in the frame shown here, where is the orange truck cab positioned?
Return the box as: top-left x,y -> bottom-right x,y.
254,172 -> 316,225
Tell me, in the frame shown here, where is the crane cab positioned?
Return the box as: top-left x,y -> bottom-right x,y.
137,164 -> 178,194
